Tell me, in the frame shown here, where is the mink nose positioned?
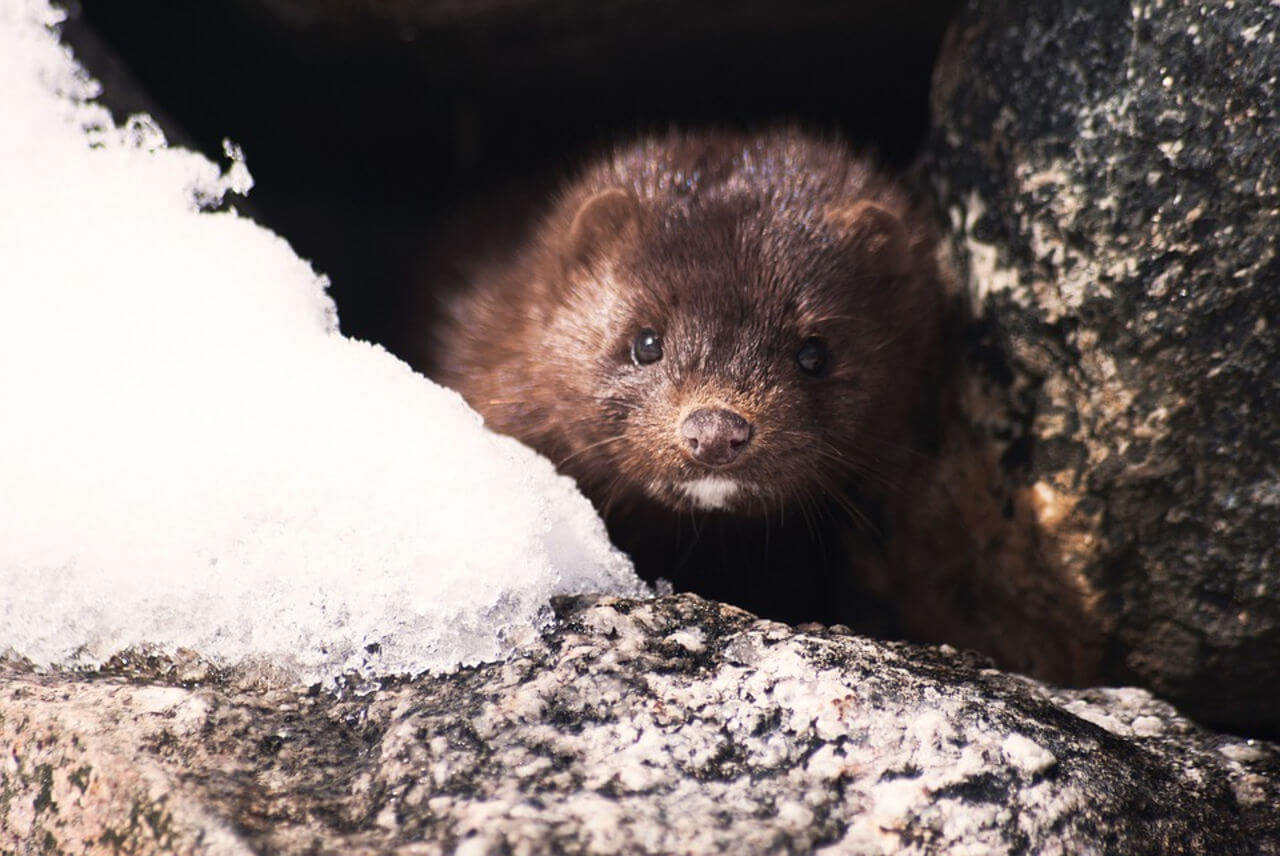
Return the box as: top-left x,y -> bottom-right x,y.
681,408 -> 753,467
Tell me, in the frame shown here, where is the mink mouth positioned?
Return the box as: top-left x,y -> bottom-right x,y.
677,476 -> 745,510
645,476 -> 758,513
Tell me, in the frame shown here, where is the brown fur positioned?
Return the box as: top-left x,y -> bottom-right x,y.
429,130 -> 947,626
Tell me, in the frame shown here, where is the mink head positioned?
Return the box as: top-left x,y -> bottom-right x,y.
452,132 -> 942,518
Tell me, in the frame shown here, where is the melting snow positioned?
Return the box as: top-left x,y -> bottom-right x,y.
0,0 -> 644,683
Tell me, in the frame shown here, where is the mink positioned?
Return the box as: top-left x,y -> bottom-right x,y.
427,130 -> 947,627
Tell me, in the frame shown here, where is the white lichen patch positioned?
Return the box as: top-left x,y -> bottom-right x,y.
1001,734 -> 1058,775
956,191 -> 1022,304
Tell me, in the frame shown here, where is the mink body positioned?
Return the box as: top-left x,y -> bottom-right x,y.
429,130 -> 946,626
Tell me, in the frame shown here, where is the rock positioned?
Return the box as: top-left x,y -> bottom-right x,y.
2,595 -> 1277,854
921,0 -> 1280,734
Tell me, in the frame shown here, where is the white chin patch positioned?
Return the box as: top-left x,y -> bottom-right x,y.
677,477 -> 742,511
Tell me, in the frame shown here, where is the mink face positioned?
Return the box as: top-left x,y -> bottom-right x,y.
433,131 -> 943,528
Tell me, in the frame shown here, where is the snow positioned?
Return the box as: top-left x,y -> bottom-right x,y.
0,0 -> 644,683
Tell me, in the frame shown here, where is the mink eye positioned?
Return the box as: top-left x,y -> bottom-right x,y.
796,336 -> 828,376
631,328 -> 664,365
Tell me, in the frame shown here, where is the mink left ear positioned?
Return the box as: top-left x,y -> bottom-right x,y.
826,200 -> 910,273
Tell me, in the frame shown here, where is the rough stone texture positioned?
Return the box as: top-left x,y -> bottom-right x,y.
3,595 -> 1277,854
923,0 -> 1280,734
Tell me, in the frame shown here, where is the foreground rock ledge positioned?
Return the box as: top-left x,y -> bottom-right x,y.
2,595 -> 1277,855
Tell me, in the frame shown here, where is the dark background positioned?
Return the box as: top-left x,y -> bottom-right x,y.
64,0 -> 961,364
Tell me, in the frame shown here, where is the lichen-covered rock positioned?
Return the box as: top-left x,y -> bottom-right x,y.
923,0 -> 1280,734
2,595 -> 1277,854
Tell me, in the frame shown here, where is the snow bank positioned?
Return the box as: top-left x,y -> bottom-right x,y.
0,0 -> 644,683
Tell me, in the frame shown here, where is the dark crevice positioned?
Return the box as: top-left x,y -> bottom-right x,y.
63,0 -> 962,365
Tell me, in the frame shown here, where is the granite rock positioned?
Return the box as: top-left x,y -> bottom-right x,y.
921,0 -> 1280,734
2,595 -> 1276,854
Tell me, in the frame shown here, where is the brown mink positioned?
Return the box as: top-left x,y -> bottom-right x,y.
429,130 -> 946,627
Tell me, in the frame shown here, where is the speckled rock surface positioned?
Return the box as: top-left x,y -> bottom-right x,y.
924,0 -> 1280,734
3,595 -> 1277,854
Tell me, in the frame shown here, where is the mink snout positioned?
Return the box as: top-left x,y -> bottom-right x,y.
680,407 -> 753,467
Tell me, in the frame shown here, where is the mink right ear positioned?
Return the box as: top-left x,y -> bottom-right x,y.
563,188 -> 640,270
825,200 -> 911,275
